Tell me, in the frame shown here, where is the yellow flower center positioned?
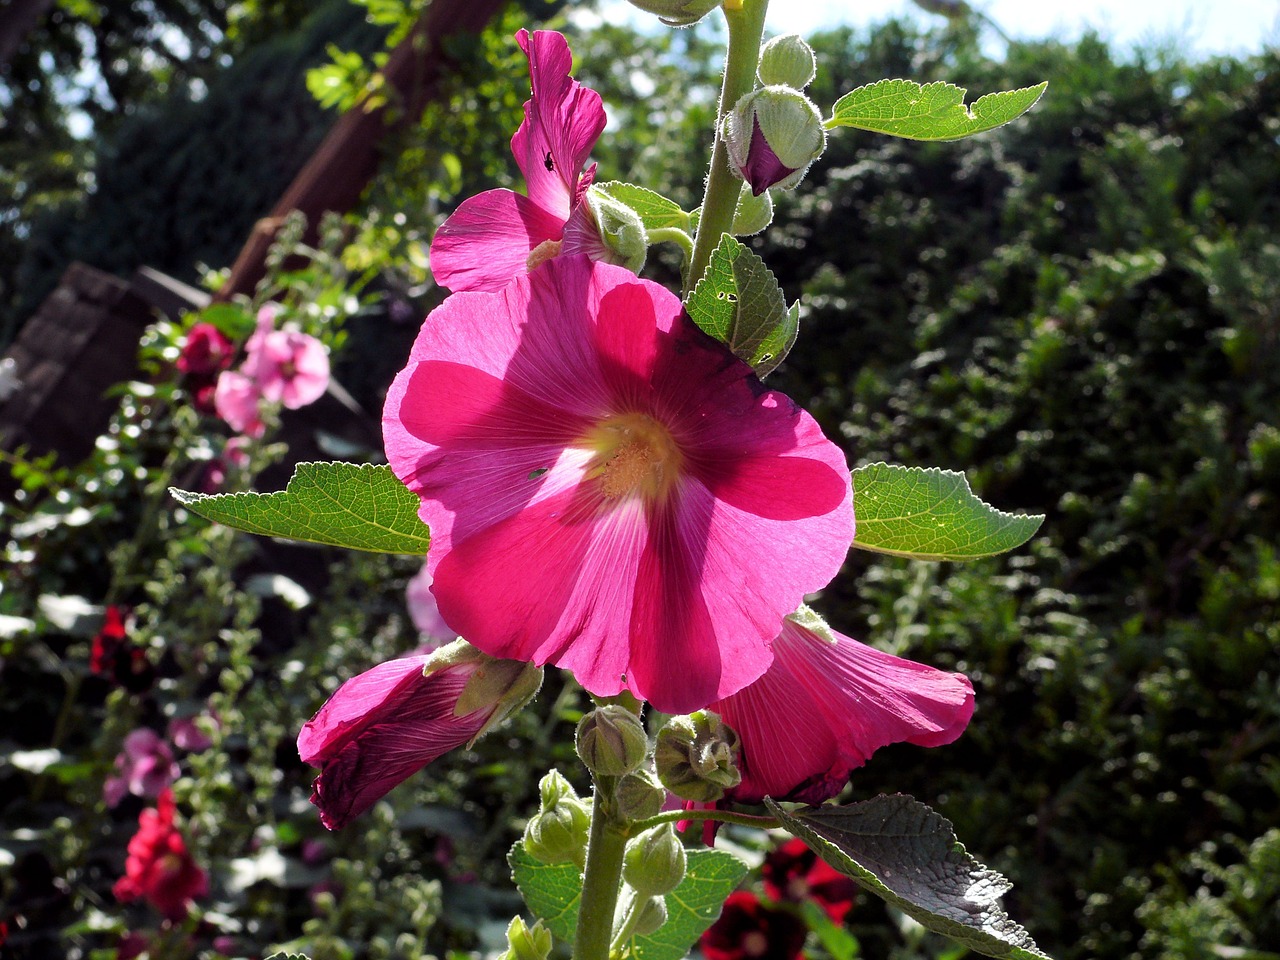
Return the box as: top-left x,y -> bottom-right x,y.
581,413 -> 682,503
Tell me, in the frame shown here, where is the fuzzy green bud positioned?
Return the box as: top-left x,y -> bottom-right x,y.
538,769 -> 580,810
576,705 -> 649,778
731,183 -> 774,236
622,0 -> 721,27
615,769 -> 666,822
582,186 -> 647,274
721,86 -> 826,196
633,895 -> 669,936
653,711 -> 741,802
523,797 -> 591,868
498,916 -> 553,960
623,824 -> 687,896
757,34 -> 818,89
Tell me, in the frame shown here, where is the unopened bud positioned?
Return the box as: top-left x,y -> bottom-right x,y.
622,0 -> 721,27
633,895 -> 669,936
538,769 -> 580,810
623,824 -> 687,896
580,187 -> 647,274
758,34 -> 817,88
731,183 -> 774,236
523,797 -> 591,868
615,770 -> 666,821
425,640 -> 544,747
577,705 -> 649,778
498,916 -> 553,960
721,86 -> 826,195
654,711 -> 741,802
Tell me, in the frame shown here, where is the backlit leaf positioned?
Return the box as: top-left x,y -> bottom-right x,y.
829,79 -> 1046,141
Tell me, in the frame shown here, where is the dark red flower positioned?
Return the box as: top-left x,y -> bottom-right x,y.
701,890 -> 807,960
113,789 -> 207,921
762,838 -> 858,923
90,606 -> 129,675
177,323 -> 235,377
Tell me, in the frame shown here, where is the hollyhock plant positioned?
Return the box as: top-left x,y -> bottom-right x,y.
429,29 -> 610,292
762,838 -> 858,923
382,256 -> 853,714
700,890 -> 807,960
104,728 -> 181,808
711,611 -> 975,804
113,789 -> 207,921
298,641 -> 542,830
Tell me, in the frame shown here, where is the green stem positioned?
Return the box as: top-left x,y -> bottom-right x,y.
573,787 -> 629,960
631,807 -> 781,833
683,0 -> 771,298
646,227 -> 695,261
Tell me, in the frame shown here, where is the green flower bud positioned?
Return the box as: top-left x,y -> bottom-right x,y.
622,0 -> 722,27
633,895 -> 669,936
731,183 -> 774,236
615,769 -> 666,821
757,34 -> 817,89
721,86 -> 826,195
623,824 -> 687,896
538,769 -> 580,811
576,705 -> 649,778
498,916 -> 553,960
523,796 -> 591,868
581,186 -> 647,274
654,711 -> 741,802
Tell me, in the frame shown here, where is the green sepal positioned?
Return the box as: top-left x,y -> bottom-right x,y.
766,795 -> 1052,960
828,78 -> 1047,141
171,461 -> 429,555
593,181 -> 691,233
851,462 -> 1043,561
684,234 -> 799,377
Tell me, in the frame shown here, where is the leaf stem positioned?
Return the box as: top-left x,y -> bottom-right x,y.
572,780 -> 629,960
630,807 -> 781,833
683,0 -> 770,299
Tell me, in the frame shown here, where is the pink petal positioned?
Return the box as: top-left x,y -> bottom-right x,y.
406,564 -> 456,645
714,620 -> 976,804
511,30 -> 606,223
214,370 -> 265,437
430,188 -> 567,293
279,333 -> 330,409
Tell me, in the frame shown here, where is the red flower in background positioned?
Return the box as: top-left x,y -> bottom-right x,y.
113,789 -> 207,921
701,890 -> 807,960
178,323 -> 235,415
762,838 -> 858,923
90,606 -> 153,694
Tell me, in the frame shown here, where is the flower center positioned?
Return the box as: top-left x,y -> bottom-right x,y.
581,413 -> 682,503
526,239 -> 563,272
743,931 -> 769,957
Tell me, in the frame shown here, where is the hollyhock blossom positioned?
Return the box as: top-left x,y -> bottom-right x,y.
711,612 -> 975,804
113,789 -> 208,921
298,641 -> 542,830
178,323 -> 235,414
762,838 -> 857,923
168,712 -> 217,752
213,370 -> 266,438
383,257 -> 853,714
241,306 -> 330,409
429,30 -> 609,292
90,607 -> 154,694
700,890 -> 806,960
104,728 -> 181,807
405,563 -> 457,651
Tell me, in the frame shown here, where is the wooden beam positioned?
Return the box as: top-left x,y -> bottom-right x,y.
215,0 -> 508,301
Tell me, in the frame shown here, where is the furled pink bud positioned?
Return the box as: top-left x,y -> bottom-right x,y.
721,86 -> 826,195
298,640 -> 542,829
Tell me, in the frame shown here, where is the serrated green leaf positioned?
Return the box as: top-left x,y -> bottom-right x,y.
766,796 -> 1052,960
508,843 -> 747,960
685,235 -> 798,377
171,461 -> 429,555
852,462 -> 1043,560
829,79 -> 1047,141
594,181 -> 690,232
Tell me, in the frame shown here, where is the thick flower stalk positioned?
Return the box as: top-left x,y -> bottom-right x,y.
383,256 -> 853,714
430,30 -> 612,292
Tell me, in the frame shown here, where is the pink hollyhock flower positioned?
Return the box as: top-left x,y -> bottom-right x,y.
405,563 -> 456,651
242,306 -> 330,410
214,369 -> 265,438
383,257 -> 853,714
701,890 -> 807,960
762,837 -> 858,923
113,789 -> 208,921
168,712 -> 217,752
298,641 -> 542,830
429,29 -> 609,292
711,613 -> 975,804
104,728 -> 181,807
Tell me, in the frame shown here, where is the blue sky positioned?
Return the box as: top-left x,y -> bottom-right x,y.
590,0 -> 1280,59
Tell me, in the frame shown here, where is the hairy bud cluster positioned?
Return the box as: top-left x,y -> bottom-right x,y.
653,711 -> 741,802
576,704 -> 649,778
523,771 -> 590,868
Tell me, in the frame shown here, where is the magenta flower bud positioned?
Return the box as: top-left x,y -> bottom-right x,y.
721,86 -> 826,196
298,640 -> 542,829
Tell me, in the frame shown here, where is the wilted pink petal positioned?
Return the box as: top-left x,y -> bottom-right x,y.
406,563 -> 456,650
214,370 -> 265,437
429,29 -> 607,292
383,257 -> 853,714
712,617 -> 975,804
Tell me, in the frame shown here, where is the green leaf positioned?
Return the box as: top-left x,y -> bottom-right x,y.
508,843 -> 747,960
766,796 -> 1052,960
685,235 -> 798,377
851,462 -> 1043,560
829,79 -> 1047,141
594,181 -> 690,232
171,461 -> 429,555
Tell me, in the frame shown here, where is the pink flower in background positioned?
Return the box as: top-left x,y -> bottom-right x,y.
167,712 -> 217,752
762,838 -> 858,923
405,563 -> 456,651
214,306 -> 328,436
113,789 -> 207,921
429,30 -> 608,292
298,646 -> 541,830
104,728 -> 181,808
178,323 -> 234,377
711,616 -> 975,804
383,256 -> 853,714
213,370 -> 266,437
